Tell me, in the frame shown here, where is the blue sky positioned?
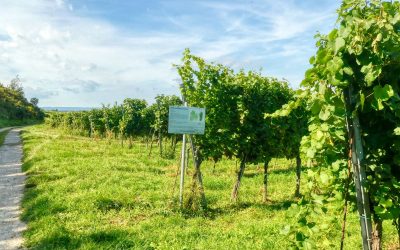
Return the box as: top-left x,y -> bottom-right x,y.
0,0 -> 339,107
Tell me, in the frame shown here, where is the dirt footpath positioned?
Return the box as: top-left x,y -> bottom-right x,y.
0,128 -> 11,133
0,129 -> 26,250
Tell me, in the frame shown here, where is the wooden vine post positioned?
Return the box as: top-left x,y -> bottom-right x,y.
158,101 -> 163,157
294,155 -> 302,197
344,86 -> 373,250
188,135 -> 207,209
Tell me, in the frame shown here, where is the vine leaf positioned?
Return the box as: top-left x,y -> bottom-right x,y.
361,64 -> 381,86
320,173 -> 329,185
343,67 -> 353,76
335,37 -> 346,54
373,84 -> 394,102
359,92 -> 365,110
319,105 -> 332,121
372,84 -> 394,110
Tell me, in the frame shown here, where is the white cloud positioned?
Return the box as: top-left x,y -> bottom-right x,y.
0,0 -> 198,106
0,0 -> 339,107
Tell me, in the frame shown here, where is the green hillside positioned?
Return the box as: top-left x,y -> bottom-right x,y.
0,77 -> 44,127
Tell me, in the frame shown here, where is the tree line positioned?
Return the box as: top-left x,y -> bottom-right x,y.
0,76 -> 44,121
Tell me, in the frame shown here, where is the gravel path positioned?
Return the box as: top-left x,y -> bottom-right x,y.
0,129 -> 26,250
0,128 -> 11,133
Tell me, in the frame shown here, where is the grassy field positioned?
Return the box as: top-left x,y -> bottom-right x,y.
20,125 -> 398,249
0,119 -> 42,129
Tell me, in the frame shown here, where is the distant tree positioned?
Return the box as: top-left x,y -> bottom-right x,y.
30,98 -> 39,107
8,75 -> 24,96
0,76 -> 44,121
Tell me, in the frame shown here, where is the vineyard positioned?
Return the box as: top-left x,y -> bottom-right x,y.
268,1 -> 400,248
47,95 -> 182,157
42,40 -> 399,249
1,0 -> 399,249
21,125 -> 371,249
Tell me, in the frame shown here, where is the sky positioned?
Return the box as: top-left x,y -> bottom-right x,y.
0,0 -> 340,107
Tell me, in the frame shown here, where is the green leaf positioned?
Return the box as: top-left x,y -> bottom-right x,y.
320,123 -> 329,132
310,101 -> 322,115
328,29 -> 338,40
391,12 -> 400,25
343,67 -> 353,76
327,57 -> 344,74
320,173 -> 329,184
374,206 -> 386,216
306,149 -> 316,159
371,98 -> 384,111
394,128 -> 400,135
359,92 -> 365,110
373,84 -> 394,102
334,130 -> 345,141
315,130 -> 324,141
280,109 -> 290,117
361,64 -> 382,86
335,37 -> 346,54
380,198 -> 393,208
319,106 -> 332,121
375,33 -> 382,42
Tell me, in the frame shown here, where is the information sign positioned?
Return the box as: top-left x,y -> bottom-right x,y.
168,106 -> 205,135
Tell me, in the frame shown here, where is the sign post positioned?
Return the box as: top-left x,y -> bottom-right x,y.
168,105 -> 205,207
179,102 -> 187,207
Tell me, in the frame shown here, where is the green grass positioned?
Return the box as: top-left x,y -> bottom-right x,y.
0,119 -> 43,128
20,125 -> 398,249
0,129 -> 9,146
